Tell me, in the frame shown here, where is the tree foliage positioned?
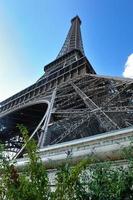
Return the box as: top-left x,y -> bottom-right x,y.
0,125 -> 133,200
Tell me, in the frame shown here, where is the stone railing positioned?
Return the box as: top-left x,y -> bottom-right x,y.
16,126 -> 133,170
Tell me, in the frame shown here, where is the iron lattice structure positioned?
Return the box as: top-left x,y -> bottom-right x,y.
0,16 -> 133,158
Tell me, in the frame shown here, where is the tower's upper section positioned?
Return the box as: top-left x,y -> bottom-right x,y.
57,16 -> 85,58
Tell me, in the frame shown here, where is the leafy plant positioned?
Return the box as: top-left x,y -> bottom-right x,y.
0,125 -> 133,200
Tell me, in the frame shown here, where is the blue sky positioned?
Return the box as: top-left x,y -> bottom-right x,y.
0,0 -> 133,101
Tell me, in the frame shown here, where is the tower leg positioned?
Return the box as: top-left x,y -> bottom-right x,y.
38,88 -> 57,148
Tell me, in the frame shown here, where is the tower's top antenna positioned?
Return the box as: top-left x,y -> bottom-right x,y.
71,15 -> 81,24
57,16 -> 84,58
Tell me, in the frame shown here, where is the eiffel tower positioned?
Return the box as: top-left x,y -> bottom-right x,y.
0,16 -> 133,158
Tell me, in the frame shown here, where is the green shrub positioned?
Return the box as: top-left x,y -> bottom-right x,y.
0,125 -> 133,200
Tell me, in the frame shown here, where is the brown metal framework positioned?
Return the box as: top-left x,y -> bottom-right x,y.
57,16 -> 84,58
0,16 -> 132,158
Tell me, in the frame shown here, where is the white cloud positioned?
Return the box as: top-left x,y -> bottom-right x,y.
123,54 -> 133,78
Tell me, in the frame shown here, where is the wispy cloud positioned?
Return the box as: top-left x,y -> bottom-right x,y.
123,54 -> 133,78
